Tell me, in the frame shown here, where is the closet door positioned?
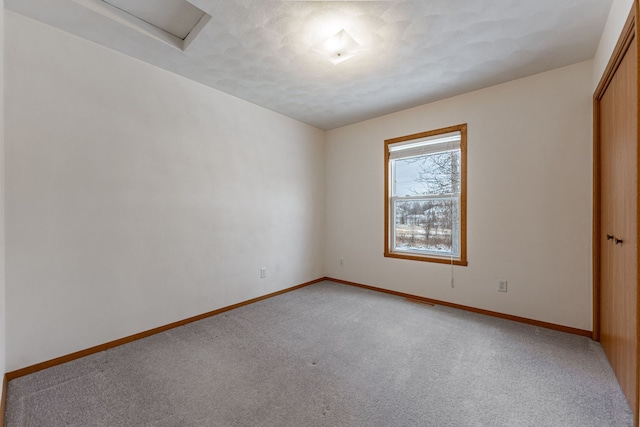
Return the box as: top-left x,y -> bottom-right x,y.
596,19 -> 638,419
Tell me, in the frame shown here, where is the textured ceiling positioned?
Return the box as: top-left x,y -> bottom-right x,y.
6,0 -> 613,130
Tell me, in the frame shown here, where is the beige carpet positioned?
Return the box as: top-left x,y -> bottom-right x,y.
5,281 -> 633,426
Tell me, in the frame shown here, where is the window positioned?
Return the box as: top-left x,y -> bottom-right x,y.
385,124 -> 467,265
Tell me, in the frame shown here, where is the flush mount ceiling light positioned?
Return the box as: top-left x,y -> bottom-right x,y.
312,29 -> 365,65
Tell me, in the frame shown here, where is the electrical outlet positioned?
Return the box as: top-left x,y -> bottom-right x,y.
260,268 -> 267,278
497,280 -> 507,292
340,258 -> 344,267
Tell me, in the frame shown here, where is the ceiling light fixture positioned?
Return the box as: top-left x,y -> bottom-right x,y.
312,29 -> 365,65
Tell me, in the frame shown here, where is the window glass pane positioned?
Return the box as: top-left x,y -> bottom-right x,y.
394,150 -> 460,196
394,199 -> 459,256
385,124 -> 467,265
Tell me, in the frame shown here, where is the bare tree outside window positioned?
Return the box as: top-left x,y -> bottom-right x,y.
394,151 -> 460,254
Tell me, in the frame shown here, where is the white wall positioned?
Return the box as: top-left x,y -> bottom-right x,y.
2,1 -> 620,371
325,60 -> 593,331
0,0 -> 6,381
593,0 -> 635,87
4,12 -> 325,371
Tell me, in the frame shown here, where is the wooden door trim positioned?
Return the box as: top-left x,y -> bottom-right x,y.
595,9 -> 637,100
593,3 -> 639,425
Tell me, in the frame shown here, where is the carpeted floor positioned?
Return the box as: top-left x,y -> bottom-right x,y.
4,281 -> 634,426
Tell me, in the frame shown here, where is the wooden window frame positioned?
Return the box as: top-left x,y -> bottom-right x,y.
384,124 -> 468,266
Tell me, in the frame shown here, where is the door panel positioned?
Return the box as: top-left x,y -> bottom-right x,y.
599,34 -> 638,413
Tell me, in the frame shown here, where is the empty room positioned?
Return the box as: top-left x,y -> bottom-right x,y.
0,0 -> 639,426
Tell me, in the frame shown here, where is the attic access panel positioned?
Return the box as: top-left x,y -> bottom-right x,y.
104,0 -> 205,40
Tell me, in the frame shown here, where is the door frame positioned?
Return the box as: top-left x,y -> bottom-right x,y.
592,1 -> 639,424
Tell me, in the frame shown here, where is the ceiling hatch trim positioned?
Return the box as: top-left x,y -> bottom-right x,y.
72,0 -> 210,51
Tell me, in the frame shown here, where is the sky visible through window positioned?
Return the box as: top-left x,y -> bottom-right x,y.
395,159 -> 421,196
394,151 -> 460,196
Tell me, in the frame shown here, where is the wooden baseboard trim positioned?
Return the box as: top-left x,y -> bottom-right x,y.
326,277 -> 592,337
405,298 -> 435,307
4,276 -> 591,381
0,374 -> 7,427
6,278 -> 325,381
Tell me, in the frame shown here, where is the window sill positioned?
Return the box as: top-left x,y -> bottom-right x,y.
384,251 -> 468,266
